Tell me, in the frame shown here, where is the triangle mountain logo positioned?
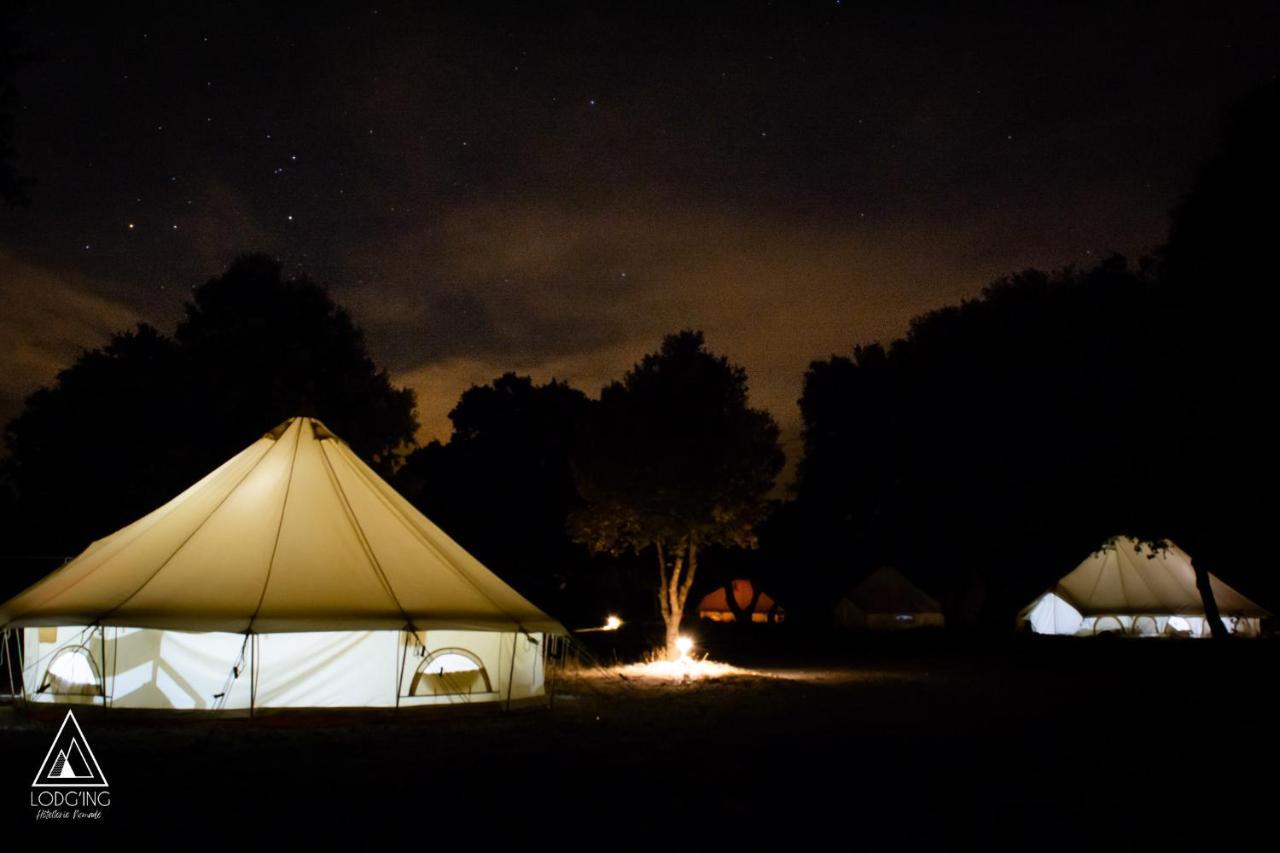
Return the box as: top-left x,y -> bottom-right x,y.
32,711 -> 108,788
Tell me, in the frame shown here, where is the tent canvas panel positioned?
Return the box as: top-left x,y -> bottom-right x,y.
21,625 -> 547,709
0,418 -> 564,635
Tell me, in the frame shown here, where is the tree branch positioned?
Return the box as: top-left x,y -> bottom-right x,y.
677,537 -> 698,614
655,541 -> 670,621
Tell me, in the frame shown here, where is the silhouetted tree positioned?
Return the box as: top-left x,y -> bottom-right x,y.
2,255 -> 417,594
1147,81 -> 1280,635
396,373 -> 591,620
570,331 -> 783,658
177,254 -> 417,470
793,84 -> 1280,634
797,258 -> 1157,628
3,325 -> 186,572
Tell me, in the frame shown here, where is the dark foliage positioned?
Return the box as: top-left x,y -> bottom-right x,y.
176,254 -> 417,470
792,82 -> 1279,628
570,330 -> 784,652
394,373 -> 599,624
1,255 -> 417,593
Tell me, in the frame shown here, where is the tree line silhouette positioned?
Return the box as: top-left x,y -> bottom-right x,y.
1,82 -> 1275,637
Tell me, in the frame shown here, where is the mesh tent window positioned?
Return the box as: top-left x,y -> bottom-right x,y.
41,645 -> 102,696
408,647 -> 493,697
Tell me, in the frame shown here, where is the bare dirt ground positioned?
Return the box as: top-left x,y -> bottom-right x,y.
2,636 -> 1276,848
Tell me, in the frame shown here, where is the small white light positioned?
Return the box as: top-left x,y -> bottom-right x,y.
604,615 -> 622,631
675,636 -> 693,656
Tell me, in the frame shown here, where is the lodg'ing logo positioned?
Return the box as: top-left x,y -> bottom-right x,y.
29,710 -> 110,820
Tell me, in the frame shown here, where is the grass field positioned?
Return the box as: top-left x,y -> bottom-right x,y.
2,634 -> 1275,848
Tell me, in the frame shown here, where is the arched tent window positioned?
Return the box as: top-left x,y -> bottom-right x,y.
41,645 -> 102,696
1231,617 -> 1259,638
409,648 -> 493,697
1132,616 -> 1159,637
1093,616 -> 1125,636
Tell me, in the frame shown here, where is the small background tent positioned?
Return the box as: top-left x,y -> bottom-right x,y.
0,417 -> 564,711
697,579 -> 784,623
1018,536 -> 1269,637
836,567 -> 945,630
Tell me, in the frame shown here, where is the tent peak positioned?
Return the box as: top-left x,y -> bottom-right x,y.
264,416 -> 340,442
1093,534 -> 1184,563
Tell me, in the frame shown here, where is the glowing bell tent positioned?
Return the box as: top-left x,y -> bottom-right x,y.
696,579 -> 785,623
1018,536 -> 1269,637
835,566 -> 946,630
0,417 -> 564,711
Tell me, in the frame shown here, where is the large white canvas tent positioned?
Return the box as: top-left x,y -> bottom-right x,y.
836,567 -> 945,630
0,417 -> 564,710
1018,536 -> 1269,637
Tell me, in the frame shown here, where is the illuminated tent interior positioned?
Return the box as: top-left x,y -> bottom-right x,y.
0,417 -> 564,711
1018,536 -> 1269,637
836,566 -> 946,630
696,579 -> 785,623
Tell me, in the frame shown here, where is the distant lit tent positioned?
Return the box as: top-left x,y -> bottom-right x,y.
1018,536 -> 1269,637
0,417 -> 564,711
836,567 -> 945,630
697,579 -> 784,624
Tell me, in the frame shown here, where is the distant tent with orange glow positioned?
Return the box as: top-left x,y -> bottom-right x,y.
836,567 -> 945,630
697,579 -> 784,624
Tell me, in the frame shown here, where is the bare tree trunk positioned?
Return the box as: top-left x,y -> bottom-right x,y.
657,537 -> 699,659
1193,562 -> 1229,639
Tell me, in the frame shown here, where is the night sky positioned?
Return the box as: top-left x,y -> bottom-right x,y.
2,1 -> 1276,472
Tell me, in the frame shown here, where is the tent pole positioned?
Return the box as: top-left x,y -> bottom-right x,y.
505,630 -> 518,711
110,627 -> 119,708
249,632 -> 257,720
395,630 -> 409,711
17,629 -> 27,703
545,634 -> 555,710
2,629 -> 16,701
99,626 -> 108,709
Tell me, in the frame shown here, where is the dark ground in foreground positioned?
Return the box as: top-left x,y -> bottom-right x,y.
1,635 -> 1276,849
